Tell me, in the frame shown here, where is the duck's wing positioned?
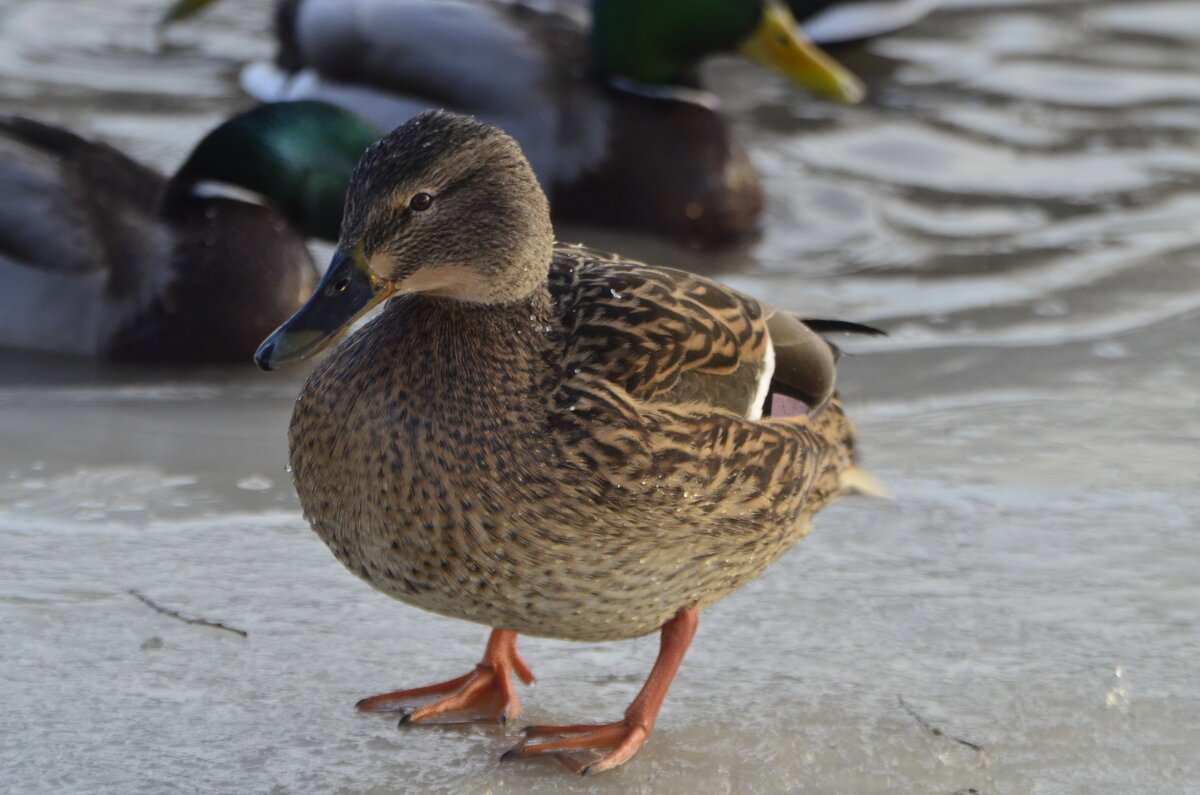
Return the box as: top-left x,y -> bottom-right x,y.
0,117 -> 172,356
0,116 -> 164,277
547,246 -> 862,552
276,0 -> 572,107
548,246 -> 845,421
250,0 -> 572,179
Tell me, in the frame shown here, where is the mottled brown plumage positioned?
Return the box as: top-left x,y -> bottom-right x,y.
259,110 -> 872,773
289,254 -> 854,642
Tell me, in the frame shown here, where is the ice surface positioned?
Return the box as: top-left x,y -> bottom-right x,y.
2,324 -> 1196,794
1,0 -> 1199,792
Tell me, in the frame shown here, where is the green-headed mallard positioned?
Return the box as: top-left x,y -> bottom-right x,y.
168,0 -> 867,247
0,101 -> 379,361
256,110 -> 879,773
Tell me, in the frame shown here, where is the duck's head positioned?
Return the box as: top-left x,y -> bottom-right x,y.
255,110 -> 553,371
169,101 -> 381,241
592,0 -> 864,103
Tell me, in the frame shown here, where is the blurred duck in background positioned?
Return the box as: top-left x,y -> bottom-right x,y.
0,101 -> 379,362
162,0 -> 891,247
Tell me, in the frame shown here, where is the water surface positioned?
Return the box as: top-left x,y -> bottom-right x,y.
1,1 -> 1197,792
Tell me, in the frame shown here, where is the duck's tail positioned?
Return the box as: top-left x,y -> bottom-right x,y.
839,465 -> 889,498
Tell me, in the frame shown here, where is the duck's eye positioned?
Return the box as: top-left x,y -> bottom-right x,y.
332,278 -> 350,293
409,192 -> 434,212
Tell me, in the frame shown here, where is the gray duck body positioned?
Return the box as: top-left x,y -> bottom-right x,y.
0,112 -> 326,361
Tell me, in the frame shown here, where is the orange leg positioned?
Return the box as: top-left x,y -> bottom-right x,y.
501,606 -> 699,775
355,629 -> 534,725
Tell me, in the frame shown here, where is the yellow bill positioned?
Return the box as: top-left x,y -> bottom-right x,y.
738,0 -> 866,104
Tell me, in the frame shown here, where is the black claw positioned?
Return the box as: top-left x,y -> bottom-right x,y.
580,765 -> 594,776
397,710 -> 413,727
499,748 -> 521,762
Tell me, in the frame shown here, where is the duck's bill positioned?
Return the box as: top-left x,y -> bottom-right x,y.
738,0 -> 866,104
254,245 -> 394,372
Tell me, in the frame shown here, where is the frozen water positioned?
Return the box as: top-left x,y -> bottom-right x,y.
1,0 -> 1198,792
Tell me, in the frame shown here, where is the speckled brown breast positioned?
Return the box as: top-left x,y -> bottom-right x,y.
288,259 -> 854,643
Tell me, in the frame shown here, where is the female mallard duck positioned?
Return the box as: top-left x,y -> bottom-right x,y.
257,110 -> 878,773
172,0 -> 865,247
0,101 -> 379,360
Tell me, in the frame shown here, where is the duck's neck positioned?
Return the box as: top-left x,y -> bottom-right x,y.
591,0 -> 760,86
358,287 -> 560,430
164,101 -> 379,240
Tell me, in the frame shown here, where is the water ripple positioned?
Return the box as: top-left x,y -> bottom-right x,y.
973,61 -> 1200,107
0,0 -> 273,100
1092,2 -> 1200,44
795,121 -> 1200,199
